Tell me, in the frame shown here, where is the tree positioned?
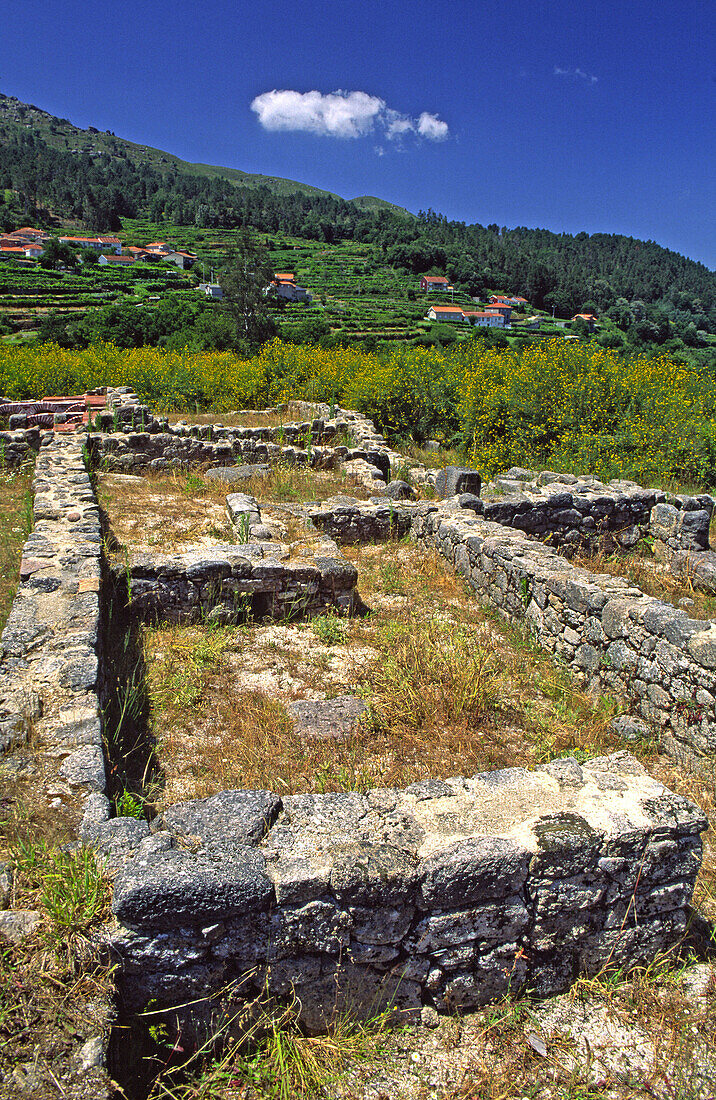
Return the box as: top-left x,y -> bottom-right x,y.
39,237 -> 78,269
218,228 -> 277,349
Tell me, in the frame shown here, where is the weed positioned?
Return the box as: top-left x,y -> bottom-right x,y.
367,615 -> 500,734
311,612 -> 347,646
114,789 -> 147,819
380,559 -> 407,594
11,837 -> 109,944
0,460 -> 35,633
127,985 -> 393,1100
234,511 -> 251,543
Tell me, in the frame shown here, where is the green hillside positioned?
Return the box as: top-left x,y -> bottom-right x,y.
0,92 -> 409,210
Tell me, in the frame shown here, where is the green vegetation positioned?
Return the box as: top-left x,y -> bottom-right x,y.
0,460 -> 34,633
4,338 -> 716,487
1,91 -> 713,356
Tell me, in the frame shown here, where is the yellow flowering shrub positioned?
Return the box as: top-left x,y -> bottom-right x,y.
2,338 -> 715,485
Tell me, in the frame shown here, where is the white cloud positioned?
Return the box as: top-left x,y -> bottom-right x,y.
554,66 -> 598,84
250,89 -> 449,145
417,111 -> 449,141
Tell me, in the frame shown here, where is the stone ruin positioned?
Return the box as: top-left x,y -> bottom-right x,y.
0,392 -> 712,1088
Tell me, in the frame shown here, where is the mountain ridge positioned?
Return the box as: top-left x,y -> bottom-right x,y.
0,92 -> 411,214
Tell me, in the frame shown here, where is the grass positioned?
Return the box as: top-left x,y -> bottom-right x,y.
97,465 -> 376,558
327,953 -> 716,1100
10,836 -> 109,947
166,406 -> 332,429
0,825 -> 113,1094
0,459 -> 34,633
143,540 -> 623,806
575,542 -> 716,620
97,469 -> 236,555
117,985 -> 395,1100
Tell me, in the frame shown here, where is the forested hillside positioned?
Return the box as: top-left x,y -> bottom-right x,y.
0,91 -> 714,329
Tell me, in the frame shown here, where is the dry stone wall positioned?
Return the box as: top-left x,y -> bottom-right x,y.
88,403 -> 393,483
0,426 -> 47,467
0,410 -> 711,1065
106,753 -> 706,1034
473,472 -> 714,556
0,437 -> 104,789
115,540 -> 359,625
412,503 -> 716,758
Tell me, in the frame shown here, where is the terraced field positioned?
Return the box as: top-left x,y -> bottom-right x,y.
0,259 -> 194,338
0,217 -> 542,347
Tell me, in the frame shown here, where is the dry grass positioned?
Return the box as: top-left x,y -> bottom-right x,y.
144,541 -> 622,805
575,544 -> 716,620
97,469 -> 235,554
0,461 -> 33,633
347,956 -> 716,1100
97,466 -> 377,557
227,463 -> 372,503
166,410 -> 305,428
0,806 -> 113,1100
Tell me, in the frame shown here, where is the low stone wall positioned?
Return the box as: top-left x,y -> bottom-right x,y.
0,426 -> 47,467
115,538 -> 359,624
412,503 -> 716,758
472,474 -> 714,555
0,436 -> 112,1092
307,497 -> 416,543
106,752 -> 706,1034
89,430 -> 391,479
0,438 -> 104,781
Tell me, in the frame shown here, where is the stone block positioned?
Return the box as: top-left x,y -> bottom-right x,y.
112,847 -> 273,928
434,467 -> 482,499
161,790 -> 281,848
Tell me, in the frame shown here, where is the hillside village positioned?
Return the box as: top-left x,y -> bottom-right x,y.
0,224 -> 608,350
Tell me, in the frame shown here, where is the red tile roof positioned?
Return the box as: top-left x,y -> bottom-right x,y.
423,275 -> 449,283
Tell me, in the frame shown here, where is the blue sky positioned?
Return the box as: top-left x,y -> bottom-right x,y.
3,0 -> 715,267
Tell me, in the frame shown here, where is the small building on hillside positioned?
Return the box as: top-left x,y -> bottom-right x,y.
268,273 -> 312,302
427,305 -> 466,323
462,310 -> 505,328
98,254 -> 136,266
59,235 -> 122,254
572,313 -> 597,331
486,302 -> 513,322
198,283 -> 223,299
420,275 -> 450,293
162,250 -> 198,269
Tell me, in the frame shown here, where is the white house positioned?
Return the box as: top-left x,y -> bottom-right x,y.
426,305 -> 466,323
98,254 -> 136,266
462,310 -> 505,328
162,251 -> 197,269
269,274 -> 312,302
198,283 -> 223,299
59,236 -> 122,254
